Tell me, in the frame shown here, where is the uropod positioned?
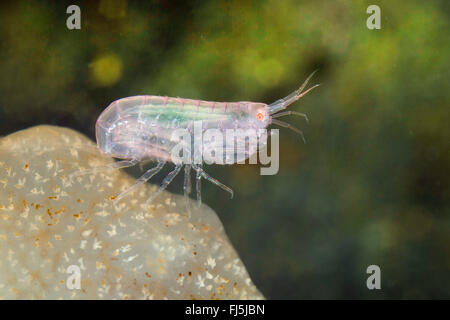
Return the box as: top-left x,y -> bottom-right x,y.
71,71 -> 320,206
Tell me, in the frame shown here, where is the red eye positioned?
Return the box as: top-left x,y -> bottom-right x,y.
256,112 -> 264,121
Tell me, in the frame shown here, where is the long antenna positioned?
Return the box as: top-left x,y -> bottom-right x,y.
271,111 -> 309,123
271,118 -> 306,144
268,70 -> 320,115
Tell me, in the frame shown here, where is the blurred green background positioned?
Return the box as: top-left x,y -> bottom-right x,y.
0,0 -> 449,299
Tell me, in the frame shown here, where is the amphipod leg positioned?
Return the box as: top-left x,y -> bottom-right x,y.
146,164 -> 183,205
194,166 -> 234,203
184,165 -> 192,217
184,165 -> 192,197
114,160 -> 165,202
268,70 -> 320,115
271,119 -> 306,144
201,170 -> 233,199
195,164 -> 202,207
69,159 -> 139,179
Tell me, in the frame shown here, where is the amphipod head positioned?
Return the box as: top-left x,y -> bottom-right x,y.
247,102 -> 272,130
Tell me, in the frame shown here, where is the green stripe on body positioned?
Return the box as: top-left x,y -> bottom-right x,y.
128,103 -> 244,124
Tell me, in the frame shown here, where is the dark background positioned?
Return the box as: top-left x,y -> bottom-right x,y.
0,0 -> 448,299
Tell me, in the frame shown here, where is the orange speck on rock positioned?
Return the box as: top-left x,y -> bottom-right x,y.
54,206 -> 65,215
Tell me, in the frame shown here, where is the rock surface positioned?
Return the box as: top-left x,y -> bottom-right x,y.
0,125 -> 263,299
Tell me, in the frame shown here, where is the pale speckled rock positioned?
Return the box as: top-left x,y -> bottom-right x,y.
0,125 -> 263,300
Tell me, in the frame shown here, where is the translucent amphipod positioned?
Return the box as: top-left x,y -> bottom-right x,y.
71,71 -> 319,206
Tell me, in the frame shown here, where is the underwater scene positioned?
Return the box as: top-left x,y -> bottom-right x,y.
0,0 -> 449,300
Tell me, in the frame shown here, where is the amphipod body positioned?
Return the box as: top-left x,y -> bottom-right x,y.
74,71 -> 320,206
